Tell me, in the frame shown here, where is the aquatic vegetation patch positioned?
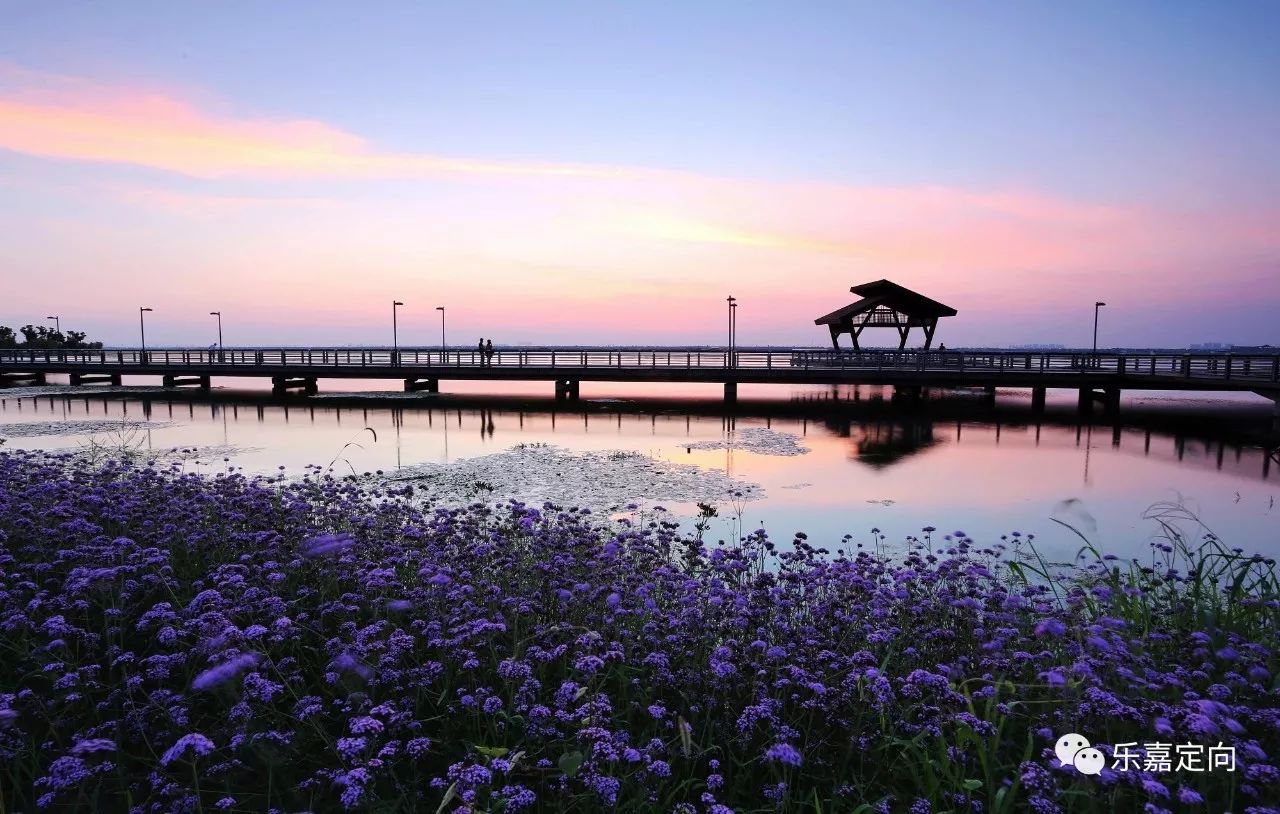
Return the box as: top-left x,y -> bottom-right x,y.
380,443 -> 763,512
684,427 -> 810,457
0,385 -> 170,398
0,448 -> 1277,812
152,443 -> 264,463
0,419 -> 173,438
0,385 -> 87,398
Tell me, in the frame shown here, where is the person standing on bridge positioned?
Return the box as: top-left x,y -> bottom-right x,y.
485,339 -> 494,366
477,338 -> 486,366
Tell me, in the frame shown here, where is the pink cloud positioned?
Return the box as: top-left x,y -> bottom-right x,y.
0,62 -> 623,180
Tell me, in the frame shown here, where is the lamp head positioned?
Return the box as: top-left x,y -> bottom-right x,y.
140,307 -> 153,312
1096,301 -> 1106,307
393,301 -> 404,306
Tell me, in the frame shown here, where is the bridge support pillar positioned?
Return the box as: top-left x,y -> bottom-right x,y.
404,378 -> 439,393
554,380 -> 580,401
162,374 -> 210,390
1103,387 -> 1121,417
272,376 -> 317,396
1077,387 -> 1120,417
0,371 -> 46,386
892,385 -> 922,401
70,372 -> 122,386
1031,386 -> 1046,413
724,382 -> 738,403
982,385 -> 997,405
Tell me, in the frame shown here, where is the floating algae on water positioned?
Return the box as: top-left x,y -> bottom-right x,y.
152,443 -> 264,463
0,419 -> 174,438
684,427 -> 810,456
378,443 -> 764,512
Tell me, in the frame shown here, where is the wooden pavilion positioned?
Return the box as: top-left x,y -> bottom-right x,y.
814,280 -> 957,350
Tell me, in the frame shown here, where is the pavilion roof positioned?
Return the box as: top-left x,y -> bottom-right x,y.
814,279 -> 957,324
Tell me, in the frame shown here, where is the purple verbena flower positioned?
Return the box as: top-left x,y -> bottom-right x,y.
765,742 -> 803,767
191,652 -> 261,691
159,733 -> 216,766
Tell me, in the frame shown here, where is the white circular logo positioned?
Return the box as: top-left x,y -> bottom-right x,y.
1054,733 -> 1090,766
1073,747 -> 1106,776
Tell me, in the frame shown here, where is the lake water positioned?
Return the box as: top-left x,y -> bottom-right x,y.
2,376 -> 1277,564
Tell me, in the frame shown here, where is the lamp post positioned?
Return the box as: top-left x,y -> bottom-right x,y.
1092,301 -> 1106,354
46,315 -> 60,335
726,295 -> 736,367
209,311 -> 223,357
392,300 -> 404,364
731,301 -> 738,358
139,307 -> 153,363
436,306 -> 446,360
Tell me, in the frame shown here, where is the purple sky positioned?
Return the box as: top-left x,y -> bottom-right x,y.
2,2 -> 1278,348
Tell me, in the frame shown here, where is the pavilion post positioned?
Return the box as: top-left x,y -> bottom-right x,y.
922,320 -> 937,350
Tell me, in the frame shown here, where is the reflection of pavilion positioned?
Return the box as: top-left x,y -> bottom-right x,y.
824,416 -> 938,468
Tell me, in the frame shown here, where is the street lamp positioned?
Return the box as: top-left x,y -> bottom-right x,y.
392,301 -> 404,363
726,295 -> 736,367
46,315 -> 60,335
209,311 -> 223,357
731,301 -> 738,358
436,306 -> 446,359
1092,301 -> 1106,354
139,307 -> 153,361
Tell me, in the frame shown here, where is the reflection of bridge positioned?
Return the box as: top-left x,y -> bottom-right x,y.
1,347 -> 1278,417
821,415 -> 1278,481
2,381 -> 1276,480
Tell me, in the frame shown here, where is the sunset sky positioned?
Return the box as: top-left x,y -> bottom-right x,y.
2,2 -> 1278,348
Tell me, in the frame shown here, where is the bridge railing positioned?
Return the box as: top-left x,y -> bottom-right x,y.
788,350 -> 1280,382
2,347 -> 1278,383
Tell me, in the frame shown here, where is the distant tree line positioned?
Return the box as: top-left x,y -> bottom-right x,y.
0,324 -> 103,350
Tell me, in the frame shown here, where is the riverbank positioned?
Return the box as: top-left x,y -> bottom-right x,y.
0,448 -> 1277,812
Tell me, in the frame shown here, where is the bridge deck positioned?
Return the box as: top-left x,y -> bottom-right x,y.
2,347 -> 1278,396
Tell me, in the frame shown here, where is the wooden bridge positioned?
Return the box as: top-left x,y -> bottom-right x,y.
2,346 -> 1278,418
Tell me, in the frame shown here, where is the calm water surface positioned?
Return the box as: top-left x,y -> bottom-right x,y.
2,376 -> 1277,563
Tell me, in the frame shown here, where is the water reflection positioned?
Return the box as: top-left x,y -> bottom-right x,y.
1,384 -> 1276,560
821,417 -> 939,469
1,385 -> 1276,481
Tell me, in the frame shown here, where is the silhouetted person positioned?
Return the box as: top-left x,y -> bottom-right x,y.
477,338 -> 485,366
938,343 -> 946,352
485,339 -> 494,366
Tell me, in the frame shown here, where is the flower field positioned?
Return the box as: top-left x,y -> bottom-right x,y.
0,448 -> 1277,813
